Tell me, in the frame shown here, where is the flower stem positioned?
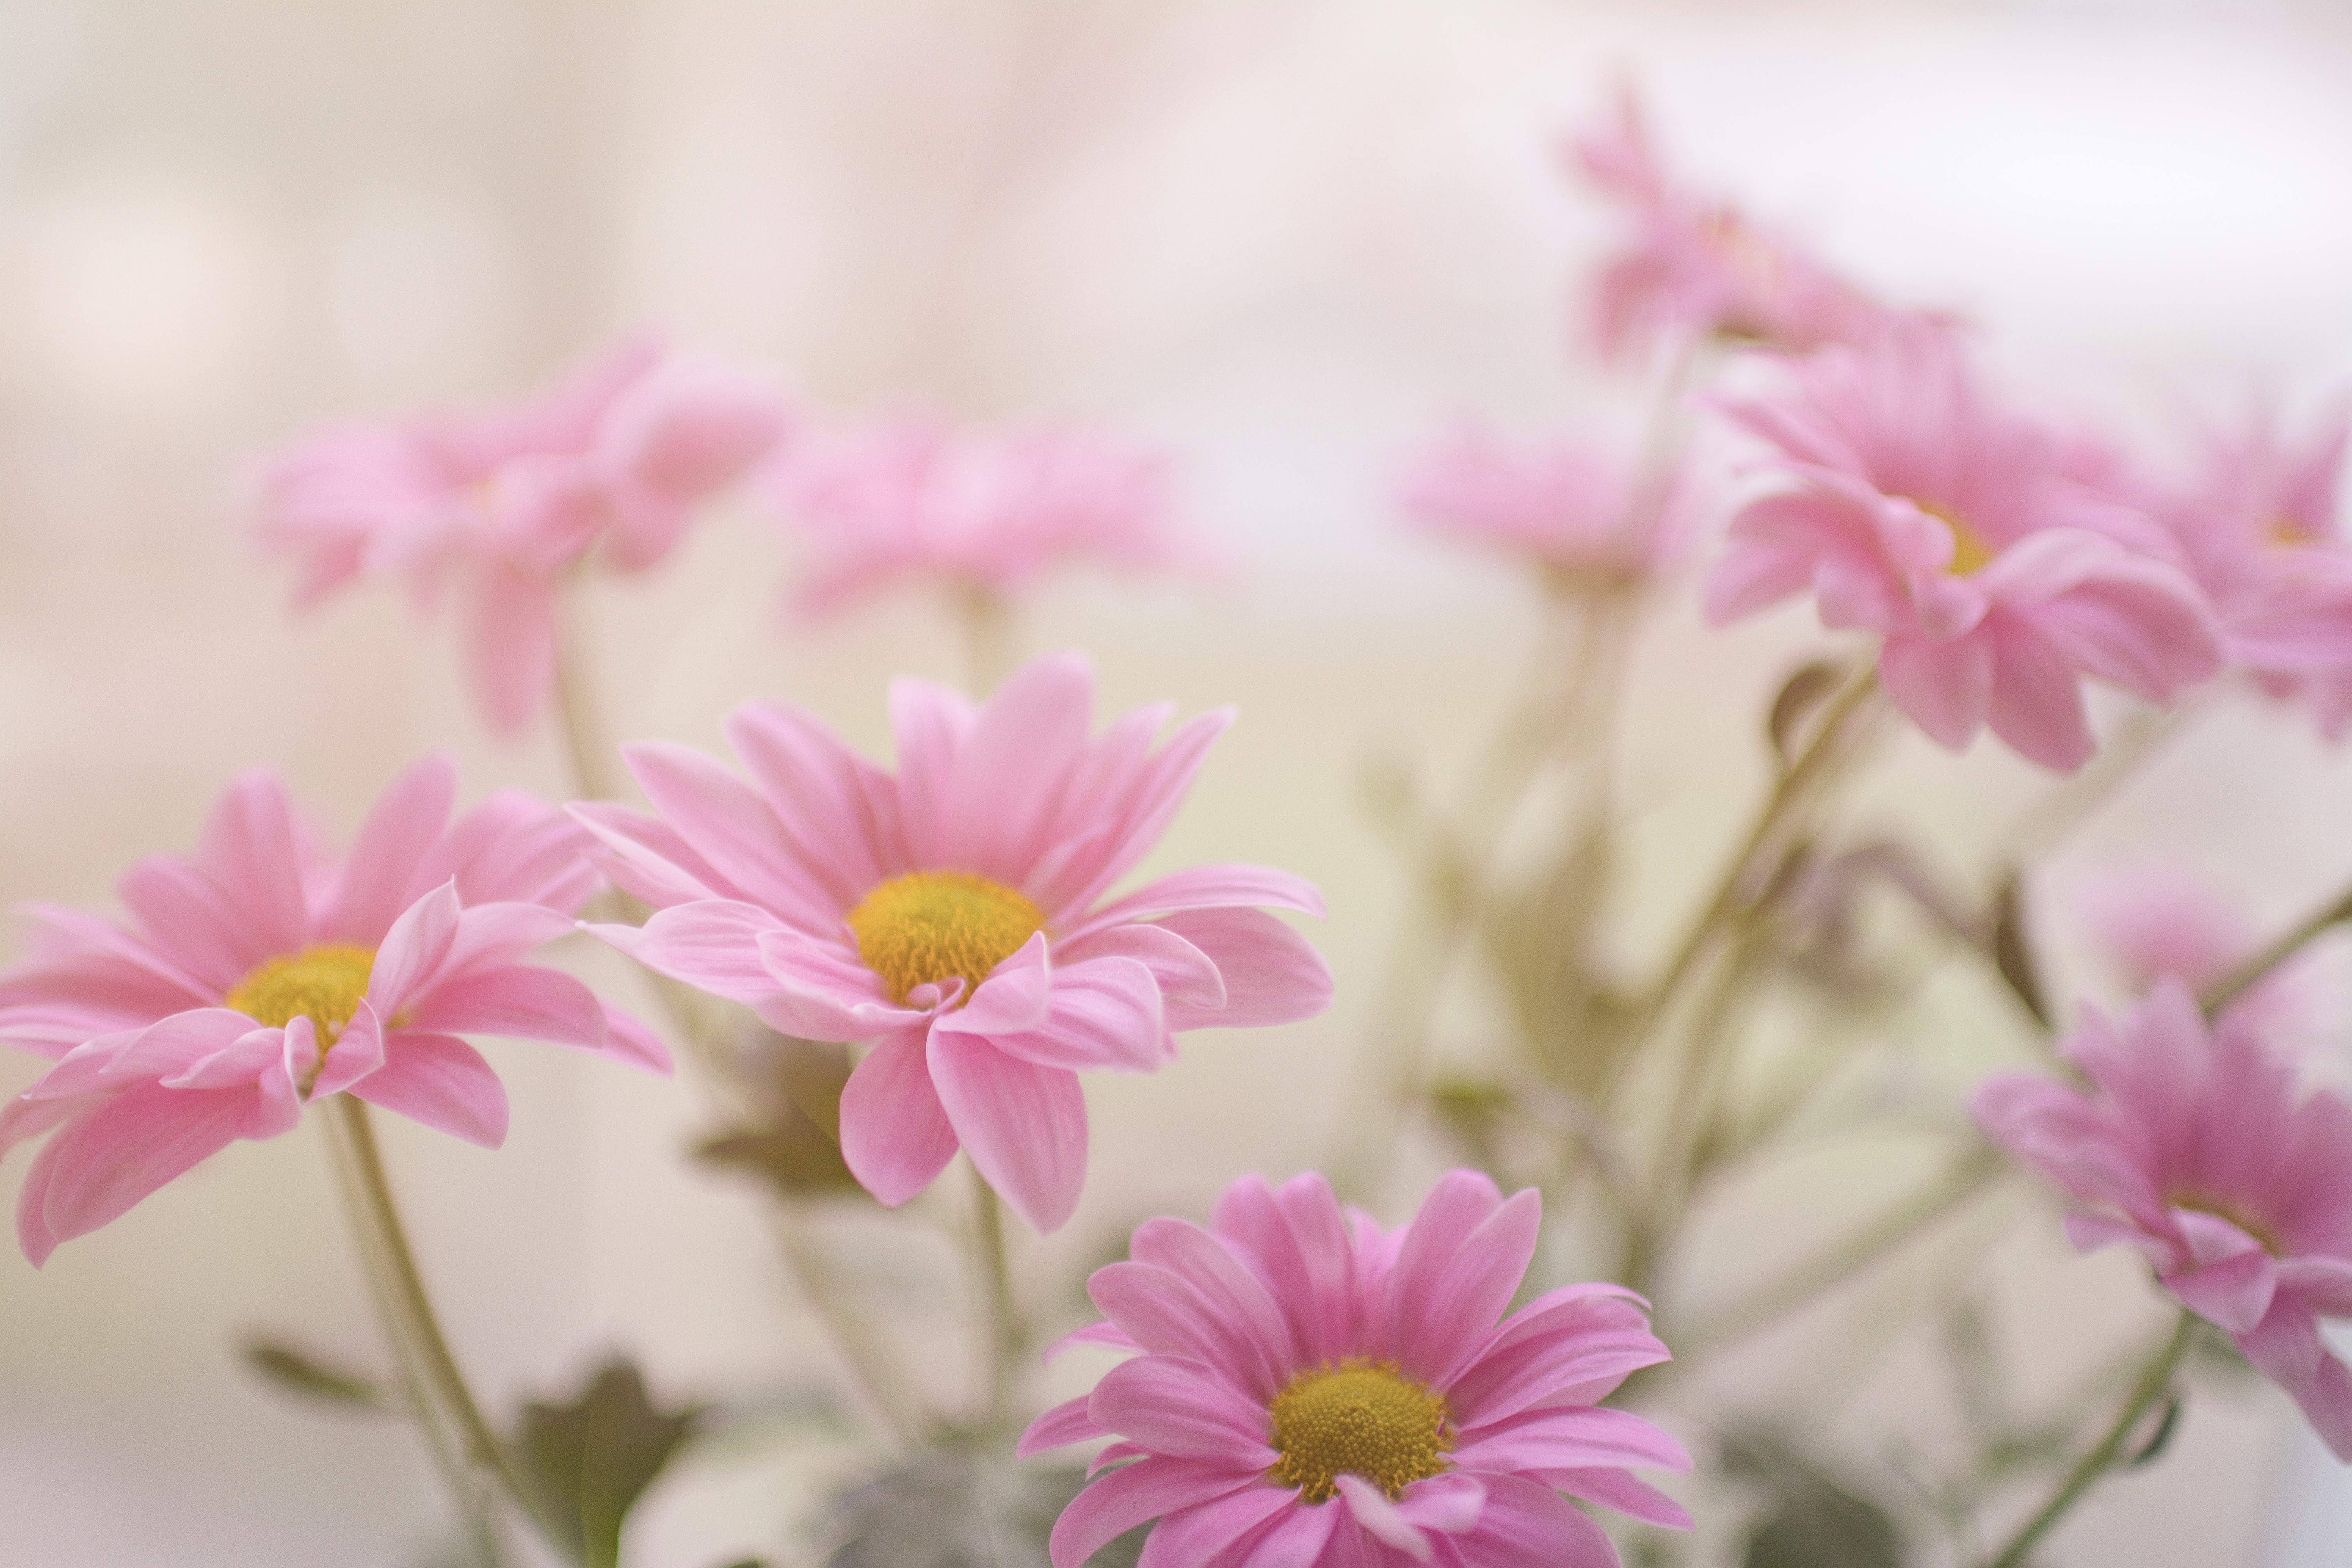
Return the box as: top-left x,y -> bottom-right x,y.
552,590 -> 625,804
2202,882 -> 2352,1018
970,1164 -> 1021,1430
1980,1310 -> 2200,1568
326,1097 -> 555,1554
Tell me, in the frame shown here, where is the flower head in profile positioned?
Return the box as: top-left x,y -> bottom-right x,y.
1021,1169 -> 1690,1567
258,339 -> 788,732
574,652 -> 1332,1233
0,756 -> 668,1264
1974,978 -> 2352,1458
1704,319 -> 2221,771
1570,86 -> 1885,362
2149,401 -> 2352,738
1400,427 -> 1696,583
770,417 -> 1209,616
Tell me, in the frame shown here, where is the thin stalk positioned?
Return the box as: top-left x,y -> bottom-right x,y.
970,1165 -> 1020,1430
327,1098 -> 554,1546
771,1209 -> 926,1446
1980,1310 -> 2200,1568
1673,1148 -> 2006,1361
1601,661 -> 1882,1110
2202,881 -> 2352,1017
552,588 -> 625,804
325,1111 -> 508,1566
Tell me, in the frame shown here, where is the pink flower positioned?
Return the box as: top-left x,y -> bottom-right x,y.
2070,864 -> 2308,1036
258,339 -> 788,733
0,756 -> 668,1265
573,652 -> 1332,1233
1020,1169 -> 1691,1568
1570,87 -> 1886,362
2151,403 -> 2352,738
1704,320 -> 2221,771
771,417 -> 1209,615
1399,428 -> 1695,581
1973,978 -> 2352,1458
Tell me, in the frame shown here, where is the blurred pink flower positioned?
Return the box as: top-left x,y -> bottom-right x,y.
2071,864 -> 2308,1035
771,417 -> 1209,615
1021,1168 -> 1690,1568
573,651 -> 1332,1233
0,756 -> 667,1265
1400,428 -> 1696,581
2152,403 -> 2352,738
1705,319 -> 2221,771
258,339 -> 788,733
1570,87 -> 1886,362
1975,978 -> 2352,1458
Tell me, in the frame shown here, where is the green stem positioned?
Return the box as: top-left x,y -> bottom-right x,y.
325,1111 -> 508,1566
327,1098 -> 557,1552
1980,1310 -> 2200,1568
2202,882 -> 2352,1018
970,1165 -> 1021,1430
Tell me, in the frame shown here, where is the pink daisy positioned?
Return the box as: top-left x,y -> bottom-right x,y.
258,338 -> 788,733
2152,403 -> 2352,738
771,416 -> 1210,616
1974,977 -> 2352,1458
1704,319 -> 2221,771
1570,87 -> 1886,363
1020,1169 -> 1691,1567
572,652 -> 1332,1234
1399,427 -> 1696,582
0,755 -> 668,1264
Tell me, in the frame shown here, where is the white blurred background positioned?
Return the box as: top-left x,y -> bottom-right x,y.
2,1 -> 2351,1564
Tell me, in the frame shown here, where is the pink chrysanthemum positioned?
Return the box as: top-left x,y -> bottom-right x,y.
2151,403 -> 2352,738
1704,319 -> 2221,771
0,756 -> 668,1264
1400,428 -> 1696,582
1570,87 -> 1886,363
258,339 -> 788,732
1020,1169 -> 1691,1567
2070,864 -> 2308,1036
1974,978 -> 2352,1458
770,417 -> 1210,616
573,652 -> 1332,1233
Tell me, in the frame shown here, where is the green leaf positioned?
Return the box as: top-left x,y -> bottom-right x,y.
1768,660 -> 1846,768
512,1357 -> 701,1568
1987,870 -> 2051,1028
241,1338 -> 405,1414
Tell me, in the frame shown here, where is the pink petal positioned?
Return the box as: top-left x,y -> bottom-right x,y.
1446,1473 -> 1621,1568
1536,1468 -> 1693,1531
435,900 -> 586,978
309,1007 -> 387,1099
1070,864 -> 1327,944
1045,1318 -> 1143,1365
1877,630 -> 1993,751
328,753 -> 457,944
592,900 -> 788,1003
1232,1500 -> 1338,1568
1089,1356 -> 1278,1468
1049,1456 -> 1259,1568
926,1033 -> 1087,1233
1448,1406 -> 1691,1476
1049,709 -> 1234,915
2236,1291 -> 2323,1390
1985,619 -> 2094,772
367,881 -> 463,1017
886,675 -> 978,868
723,700 -> 900,906
1211,1172 -> 1363,1368
568,801 -> 743,908
2294,1350 -> 2352,1461
2163,1243 -> 2276,1334
347,1031 -> 510,1148
933,930 -> 1055,1039
938,651 -> 1097,880
621,742 -> 840,929
115,857 -> 272,996
981,954 -> 1167,1073
1128,1218 -> 1298,1388
1396,1473 -> 1488,1536
461,559 -> 559,735
1089,1261 -> 1284,1396
597,1004 -> 672,1073
1376,1171 -> 1523,1381
1337,1475 -> 1433,1561
196,771 -> 313,962
406,964 -> 607,1049
752,925 -> 929,1039
30,1082 -> 260,1259
837,1027 -> 959,1208
1060,923 -> 1227,1014
1135,1485 -> 1297,1568
1151,909 -> 1332,1031
1447,1325 -> 1671,1431
1020,1394 -> 1109,1458
107,1008 -> 272,1081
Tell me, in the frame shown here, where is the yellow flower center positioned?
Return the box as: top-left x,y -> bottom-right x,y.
1266,1359 -> 1451,1504
1925,502 -> 1997,575
223,943 -> 377,1040
845,871 -> 1045,1005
